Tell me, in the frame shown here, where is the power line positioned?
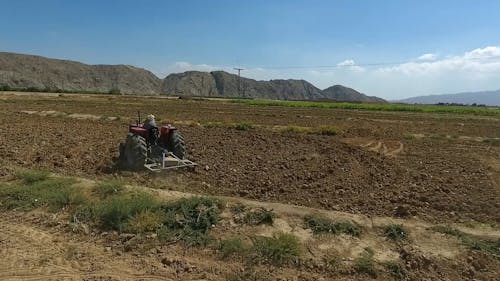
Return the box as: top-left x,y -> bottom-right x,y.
222,56 -> 500,71
233,67 -> 244,97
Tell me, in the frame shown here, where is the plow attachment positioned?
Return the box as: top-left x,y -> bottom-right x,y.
144,152 -> 197,172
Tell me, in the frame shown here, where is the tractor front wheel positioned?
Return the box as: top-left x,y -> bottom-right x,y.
119,133 -> 148,170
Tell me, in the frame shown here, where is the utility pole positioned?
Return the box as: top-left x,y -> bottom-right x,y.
233,67 -> 244,97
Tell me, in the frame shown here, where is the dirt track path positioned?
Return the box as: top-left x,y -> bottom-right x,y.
0,214 -> 173,281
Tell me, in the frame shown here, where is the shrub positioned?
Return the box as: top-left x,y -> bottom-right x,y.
219,237 -> 246,258
251,232 -> 301,265
93,179 -> 125,198
384,224 -> 408,241
125,210 -> 165,233
304,215 -> 361,236
354,248 -> 376,276
243,207 -> 276,225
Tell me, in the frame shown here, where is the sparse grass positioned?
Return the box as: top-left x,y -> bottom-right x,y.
93,179 -> 125,198
202,121 -> 225,128
283,125 -> 313,134
219,237 -> 246,258
385,262 -> 406,280
282,125 -> 337,136
304,215 -> 361,236
230,99 -> 500,116
0,172 -> 83,211
431,225 -> 500,258
384,224 -> 408,241
226,266 -> 270,281
354,248 -> 376,277
251,232 -> 301,265
315,125 -> 337,136
243,207 -> 276,225
232,122 -> 254,131
16,169 -> 50,184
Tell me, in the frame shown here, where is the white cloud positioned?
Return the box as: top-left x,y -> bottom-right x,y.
337,59 -> 366,72
417,53 -> 438,61
379,46 -> 500,77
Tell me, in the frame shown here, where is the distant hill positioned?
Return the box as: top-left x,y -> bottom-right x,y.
322,85 -> 386,103
398,90 -> 500,106
0,52 -> 385,102
0,52 -> 161,95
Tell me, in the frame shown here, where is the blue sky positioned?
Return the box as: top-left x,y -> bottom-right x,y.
2,0 -> 500,99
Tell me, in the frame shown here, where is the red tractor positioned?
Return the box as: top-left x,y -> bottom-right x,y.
118,112 -> 196,171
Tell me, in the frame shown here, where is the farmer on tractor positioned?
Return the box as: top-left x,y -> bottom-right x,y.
143,114 -> 157,131
118,112 -> 193,172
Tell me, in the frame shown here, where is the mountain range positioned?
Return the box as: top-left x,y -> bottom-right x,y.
398,90 -> 500,106
0,52 -> 385,102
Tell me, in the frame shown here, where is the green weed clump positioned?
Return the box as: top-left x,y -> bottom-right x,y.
219,237 -> 246,258
233,122 -> 254,131
94,192 -> 158,231
251,232 -> 301,265
354,248 -> 376,276
243,207 -> 276,225
304,215 -> 361,236
384,224 -> 408,241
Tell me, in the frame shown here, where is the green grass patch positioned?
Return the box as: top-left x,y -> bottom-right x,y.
384,224 -> 408,241
93,179 -> 125,198
354,248 -> 376,277
16,169 -> 50,184
0,173 -> 84,211
251,232 -> 301,265
304,215 -> 361,236
219,237 -> 246,258
283,125 -> 337,136
93,192 -> 158,231
230,99 -> 500,116
431,225 -> 500,257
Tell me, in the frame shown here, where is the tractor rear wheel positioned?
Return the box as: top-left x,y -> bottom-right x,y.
120,133 -> 148,170
167,131 -> 186,159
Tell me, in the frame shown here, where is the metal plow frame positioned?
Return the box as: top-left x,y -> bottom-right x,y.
144,152 -> 197,172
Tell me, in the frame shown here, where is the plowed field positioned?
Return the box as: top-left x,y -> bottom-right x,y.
1,93 -> 499,224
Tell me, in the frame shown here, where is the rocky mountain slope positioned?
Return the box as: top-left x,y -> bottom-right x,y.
0,52 -> 161,95
0,52 -> 385,102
